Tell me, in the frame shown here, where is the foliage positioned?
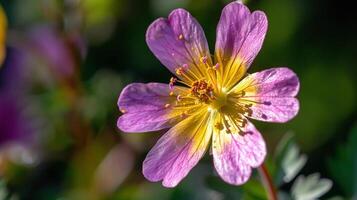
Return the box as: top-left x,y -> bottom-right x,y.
291,173 -> 332,200
328,124 -> 357,198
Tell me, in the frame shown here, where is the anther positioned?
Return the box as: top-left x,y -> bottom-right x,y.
244,103 -> 252,108
120,109 -> 127,114
225,128 -> 232,134
170,77 -> 177,83
175,67 -> 184,75
176,95 -> 182,102
213,63 -> 220,70
169,91 -> 174,96
169,77 -> 177,90
200,56 -> 207,64
180,111 -> 188,118
263,101 -> 272,106
215,122 -> 224,130
170,77 -> 177,84
182,63 -> 188,69
164,104 -> 170,108
261,114 -> 268,119
242,119 -> 248,127
178,34 -> 184,40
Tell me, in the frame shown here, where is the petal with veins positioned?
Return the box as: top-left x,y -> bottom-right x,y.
230,67 -> 300,123
215,2 -> 267,88
146,9 -> 211,83
212,117 -> 266,185
118,83 -> 186,132
143,110 -> 212,187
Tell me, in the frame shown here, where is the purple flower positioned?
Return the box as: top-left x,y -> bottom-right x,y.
117,2 -> 299,187
0,49 -> 33,146
0,94 -> 29,145
27,26 -> 85,79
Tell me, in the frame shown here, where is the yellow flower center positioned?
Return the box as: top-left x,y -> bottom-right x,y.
188,79 -> 230,113
190,80 -> 214,103
162,52 -> 257,135
210,90 -> 227,111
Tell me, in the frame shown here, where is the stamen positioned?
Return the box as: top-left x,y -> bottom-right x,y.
120,109 -> 127,114
213,63 -> 220,70
169,83 -> 174,90
200,56 -> 207,64
244,103 -> 252,108
170,67 -> 198,86
215,122 -> 224,130
206,67 -> 217,86
263,101 -> 272,105
180,110 -> 189,118
230,91 -> 246,98
169,91 -> 174,96
221,115 -> 232,134
170,77 -> 177,83
164,103 -> 170,108
190,80 -> 215,103
222,118 -> 231,134
175,67 -> 184,75
178,34 -> 184,40
169,77 -> 177,90
261,114 -> 268,119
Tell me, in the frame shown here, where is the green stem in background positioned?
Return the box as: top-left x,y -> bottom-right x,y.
258,163 -> 278,200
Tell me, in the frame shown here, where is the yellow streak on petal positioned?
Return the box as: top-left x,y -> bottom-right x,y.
212,113 -> 245,154
215,48 -> 247,90
164,86 -> 207,127
187,110 -> 214,155
229,74 -> 257,96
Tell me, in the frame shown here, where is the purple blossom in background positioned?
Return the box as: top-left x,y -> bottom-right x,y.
18,26 -> 86,81
0,48 -> 33,146
0,95 -> 28,145
116,1 -> 300,187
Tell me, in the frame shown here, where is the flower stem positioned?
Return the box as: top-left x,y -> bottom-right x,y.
258,163 -> 278,200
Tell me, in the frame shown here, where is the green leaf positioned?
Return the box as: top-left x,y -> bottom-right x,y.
327,124 -> 357,197
291,173 -> 332,200
0,181 -> 7,200
241,178 -> 266,200
278,191 -> 292,200
0,180 -> 18,200
274,133 -> 307,185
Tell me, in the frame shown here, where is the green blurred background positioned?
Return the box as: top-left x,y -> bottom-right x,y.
0,0 -> 356,199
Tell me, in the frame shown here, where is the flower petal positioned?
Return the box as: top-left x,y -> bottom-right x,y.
215,2 -> 267,88
117,82 -> 181,132
146,9 -> 211,82
143,110 -> 212,187
212,118 -> 266,185
232,67 -> 300,122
